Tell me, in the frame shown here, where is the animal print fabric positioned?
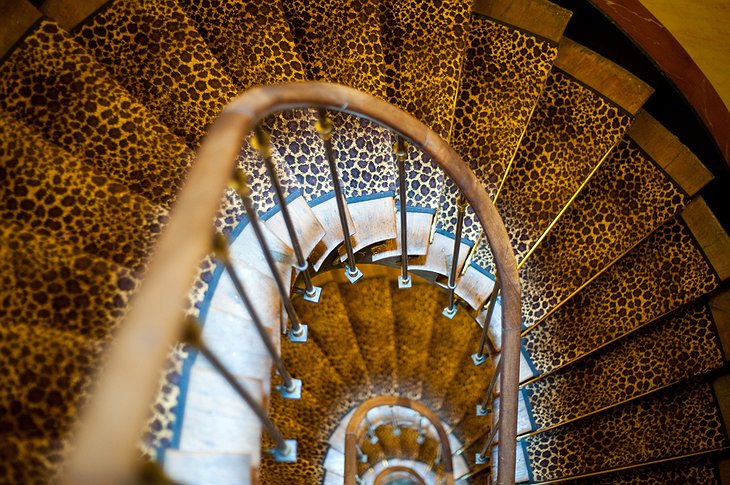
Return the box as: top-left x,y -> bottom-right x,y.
522,216 -> 721,376
523,300 -> 724,431
519,136 -> 689,330
0,20 -> 193,208
523,380 -> 728,482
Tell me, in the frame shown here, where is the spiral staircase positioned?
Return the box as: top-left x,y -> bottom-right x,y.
2,0 -> 730,483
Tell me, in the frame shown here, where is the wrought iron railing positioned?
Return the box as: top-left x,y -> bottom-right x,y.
63,82 -> 521,484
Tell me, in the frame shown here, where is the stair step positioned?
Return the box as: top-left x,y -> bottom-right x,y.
323,447 -> 345,476
0,225 -> 137,340
510,296 -> 727,436
566,454 -> 720,484
0,18 -> 193,207
293,282 -> 372,396
0,437 -> 66,484
177,0 -> 306,87
390,279 -> 441,399
519,110 -> 710,329
522,200 -> 728,382
380,0 -> 471,138
421,298 -> 481,412
163,450 -> 252,485
453,4 -> 566,200
472,37 -> 653,274
323,470 -> 345,485
502,379 -> 729,483
338,278 -> 399,394
281,0 -> 386,96
0,114 -> 167,272
176,366 -> 264,465
69,0 -> 240,147
0,323 -> 98,443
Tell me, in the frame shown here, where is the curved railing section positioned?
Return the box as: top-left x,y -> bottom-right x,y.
588,0 -> 730,167
345,396 -> 453,484
63,82 -> 521,484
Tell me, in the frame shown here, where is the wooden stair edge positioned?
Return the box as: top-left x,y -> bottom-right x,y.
712,373 -> 730,447
680,197 -> 730,281
710,288 -> 730,361
472,0 -> 572,44
39,0 -> 109,31
554,37 -> 655,115
0,0 -> 41,60
628,110 -> 713,196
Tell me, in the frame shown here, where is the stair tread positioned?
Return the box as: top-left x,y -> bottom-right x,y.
0,225 -> 137,340
0,19 -> 193,207
0,114 -> 167,272
0,323 -> 99,443
473,42 -> 639,271
517,299 -> 724,434
519,132 -> 693,329
71,0 -> 240,147
177,366 -> 264,461
292,282 -> 372,394
391,280 -> 441,399
518,380 -> 728,482
380,0 -> 471,138
566,454 -> 719,485
338,278 -> 399,393
164,449 -> 252,485
522,212 -> 722,380
178,0 -> 305,87
281,0 -> 386,97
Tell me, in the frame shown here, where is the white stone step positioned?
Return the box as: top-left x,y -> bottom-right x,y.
323,470 -> 345,485
492,443 -> 530,483
197,308 -> 273,394
492,390 -> 535,440
178,366 -> 264,465
324,447 -> 346,476
339,197 -> 397,260
371,210 -> 434,261
164,450 -> 252,485
264,194 -> 326,258
230,220 -> 294,277
310,196 -> 356,271
410,231 -> 472,278
452,453 -> 470,479
455,264 -> 497,311
209,263 -> 281,327
328,407 -> 356,453
476,297 -> 502,352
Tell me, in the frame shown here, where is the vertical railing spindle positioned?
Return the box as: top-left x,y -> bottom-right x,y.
395,137 -> 411,288
253,125 -> 321,303
211,233 -> 302,398
315,109 -> 363,283
474,419 -> 499,465
472,276 -> 500,366
443,194 -> 467,318
476,360 -> 502,416
230,170 -> 308,342
182,317 -> 297,462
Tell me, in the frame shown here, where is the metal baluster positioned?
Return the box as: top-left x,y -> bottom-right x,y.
315,109 -> 363,283
472,276 -> 500,366
416,417 -> 426,444
182,317 -> 297,462
365,415 -> 379,444
476,360 -> 502,416
211,233 -> 302,399
230,170 -> 308,343
253,125 -> 322,304
475,420 -> 499,465
394,137 -> 411,289
443,193 -> 468,319
390,406 -> 401,436
355,443 -> 368,463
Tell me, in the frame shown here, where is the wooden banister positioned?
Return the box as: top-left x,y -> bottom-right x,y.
63,82 -> 521,484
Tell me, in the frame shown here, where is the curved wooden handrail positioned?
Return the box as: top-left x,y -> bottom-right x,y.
63,82 -> 521,484
374,465 -> 427,485
588,0 -> 730,167
345,396 -> 453,484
